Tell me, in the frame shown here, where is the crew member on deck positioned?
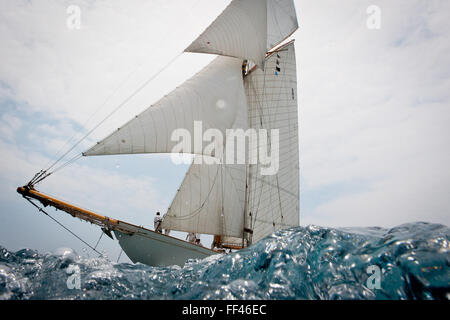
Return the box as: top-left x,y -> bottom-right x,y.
154,212 -> 162,233
211,235 -> 222,251
186,232 -> 196,243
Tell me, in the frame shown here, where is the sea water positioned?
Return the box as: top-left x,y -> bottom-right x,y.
0,222 -> 448,300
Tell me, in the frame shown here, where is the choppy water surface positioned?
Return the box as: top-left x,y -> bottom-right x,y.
1,222 -> 449,300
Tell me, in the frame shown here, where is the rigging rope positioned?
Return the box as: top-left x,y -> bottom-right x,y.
93,231 -> 104,251
116,248 -> 123,263
40,57 -> 153,176
25,197 -> 104,257
28,52 -> 183,187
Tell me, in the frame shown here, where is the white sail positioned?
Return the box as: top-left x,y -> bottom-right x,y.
244,41 -> 299,243
83,56 -> 247,157
161,160 -> 246,237
185,0 -> 267,68
267,0 -> 299,49
185,0 -> 298,67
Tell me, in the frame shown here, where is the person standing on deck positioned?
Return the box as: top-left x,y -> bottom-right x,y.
186,232 -> 196,243
154,212 -> 162,233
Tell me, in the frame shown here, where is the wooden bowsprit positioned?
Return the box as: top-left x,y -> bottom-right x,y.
17,186 -> 153,239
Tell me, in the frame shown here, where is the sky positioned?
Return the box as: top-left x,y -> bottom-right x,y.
0,0 -> 449,263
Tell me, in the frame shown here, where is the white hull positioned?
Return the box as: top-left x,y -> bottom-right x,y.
114,225 -> 215,267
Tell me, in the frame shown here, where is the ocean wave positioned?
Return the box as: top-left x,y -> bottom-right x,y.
1,222 -> 449,300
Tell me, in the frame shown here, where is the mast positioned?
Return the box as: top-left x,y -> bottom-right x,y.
245,160 -> 254,246
241,59 -> 250,249
242,164 -> 249,248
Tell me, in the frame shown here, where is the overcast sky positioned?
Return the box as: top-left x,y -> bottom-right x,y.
0,0 -> 449,262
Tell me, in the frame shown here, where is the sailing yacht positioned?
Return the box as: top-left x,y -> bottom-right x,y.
17,0 -> 300,267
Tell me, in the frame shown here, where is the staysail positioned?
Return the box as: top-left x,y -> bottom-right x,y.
161,160 -> 247,237
185,0 -> 298,68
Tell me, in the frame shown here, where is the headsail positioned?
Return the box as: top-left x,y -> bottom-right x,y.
185,0 -> 298,68
83,56 -> 247,157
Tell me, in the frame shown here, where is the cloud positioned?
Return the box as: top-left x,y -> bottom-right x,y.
298,0 -> 450,227
0,113 -> 22,141
0,0 -> 225,140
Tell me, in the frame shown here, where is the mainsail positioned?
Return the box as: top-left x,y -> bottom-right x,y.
245,42 -> 299,243
82,0 -> 299,246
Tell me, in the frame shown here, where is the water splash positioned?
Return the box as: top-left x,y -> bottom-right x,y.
1,222 -> 449,300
